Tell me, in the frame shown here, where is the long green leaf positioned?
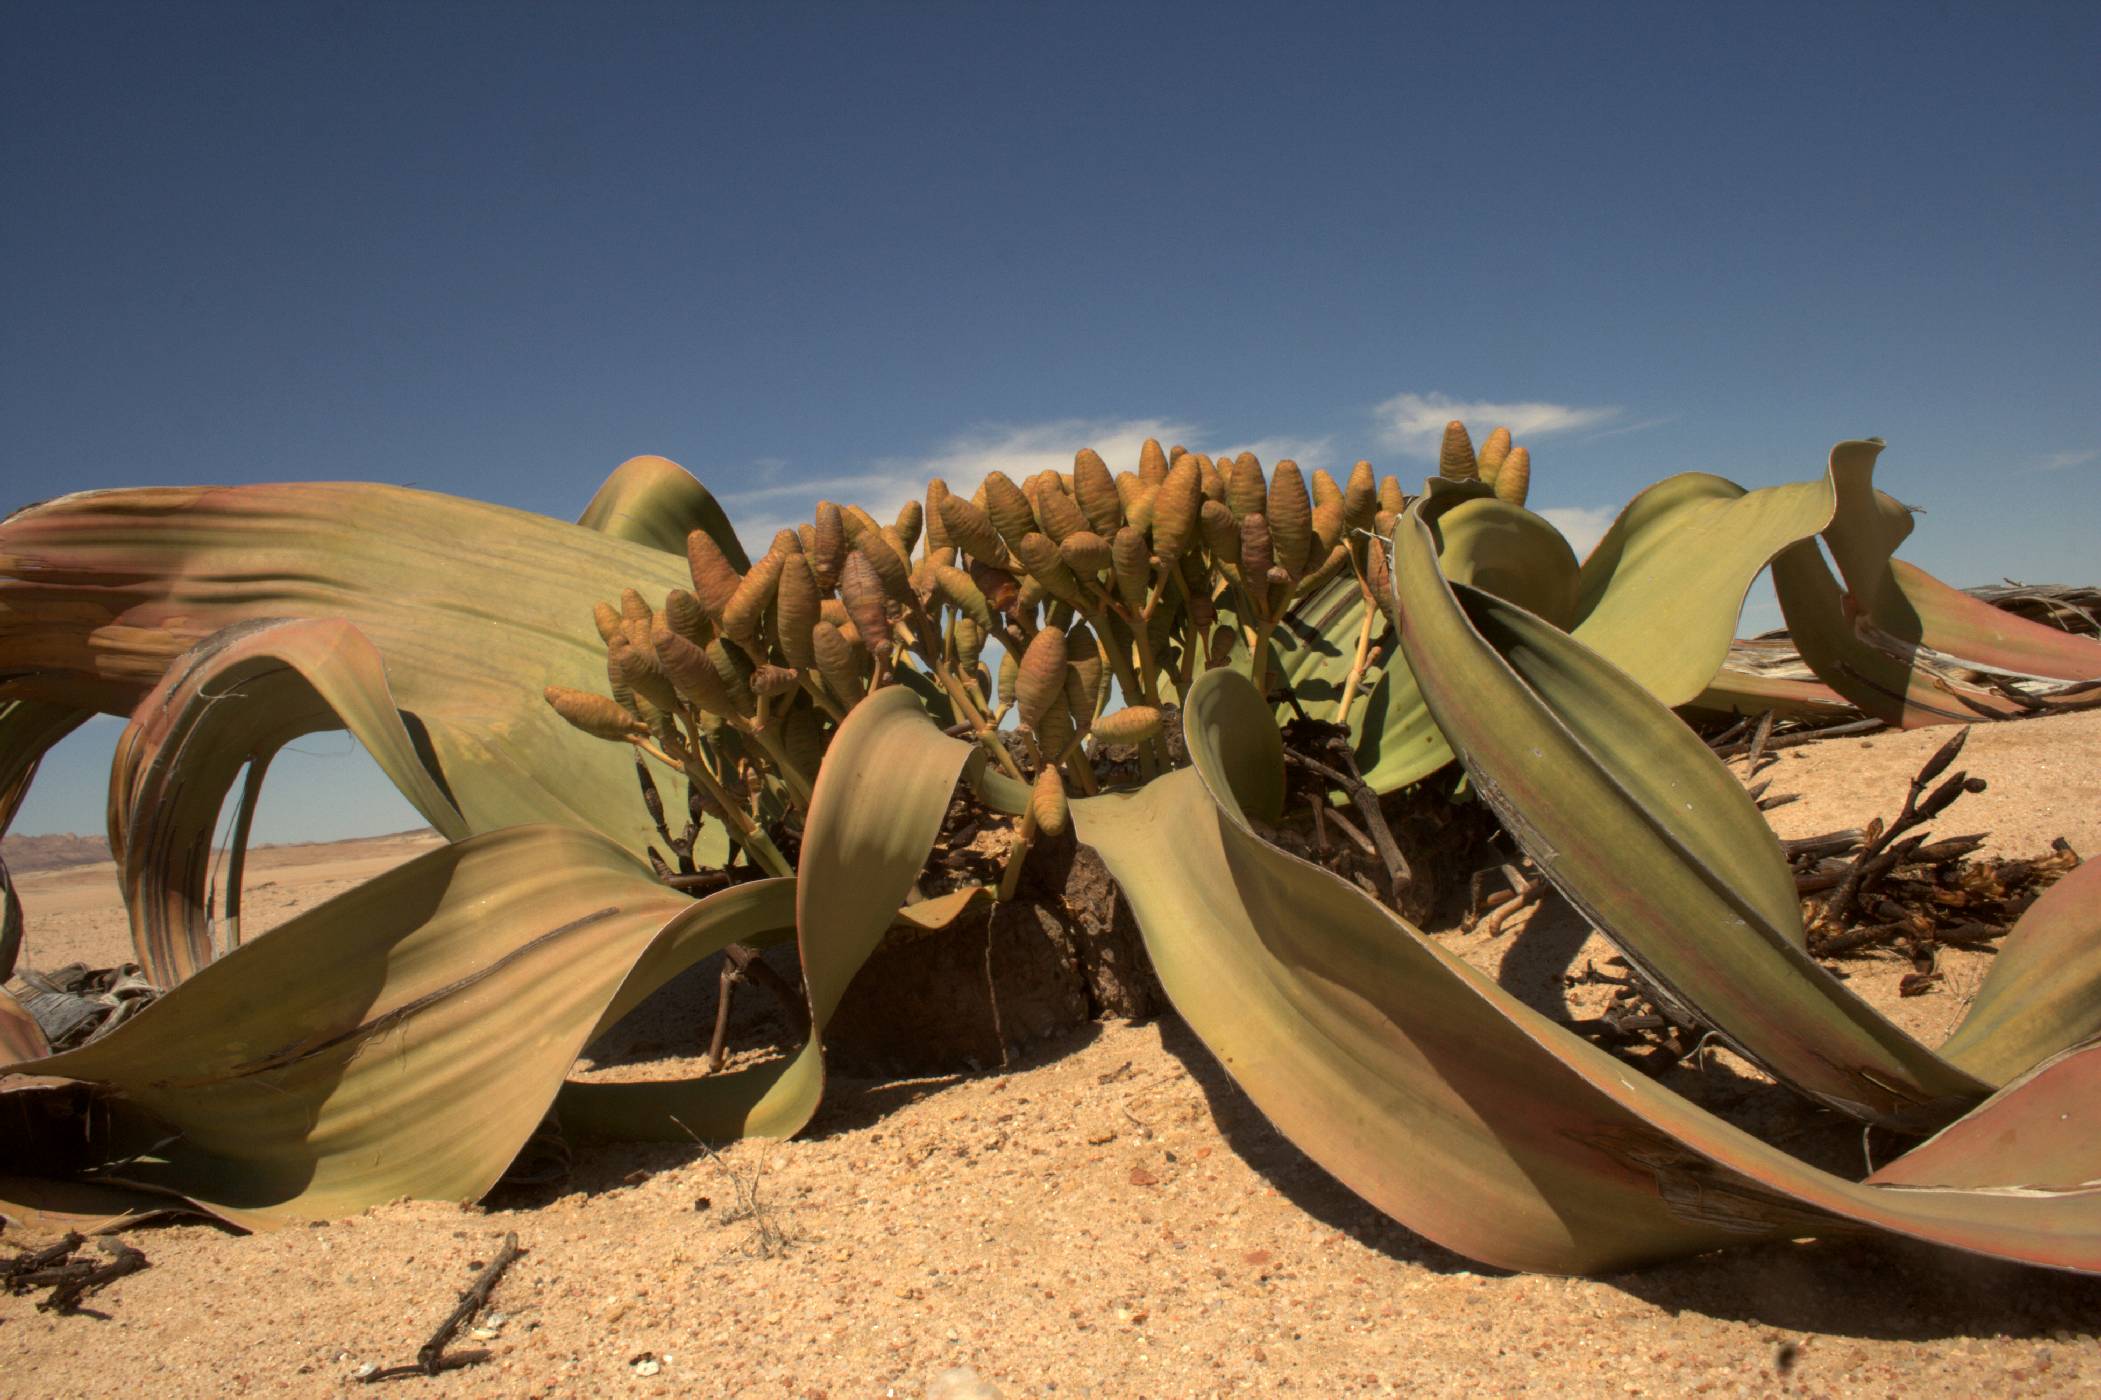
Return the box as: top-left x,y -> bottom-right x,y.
1392,506 -> 1990,1130
1073,667 -> 2101,1274
1,824 -> 785,1227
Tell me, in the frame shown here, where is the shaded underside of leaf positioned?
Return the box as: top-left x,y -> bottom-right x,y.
0,697 -> 91,978
1076,666 -> 2101,1275
108,618 -> 472,984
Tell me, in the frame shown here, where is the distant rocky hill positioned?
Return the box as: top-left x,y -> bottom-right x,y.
2,832 -> 111,873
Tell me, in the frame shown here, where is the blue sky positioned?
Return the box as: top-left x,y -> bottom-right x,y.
5,1 -> 2098,843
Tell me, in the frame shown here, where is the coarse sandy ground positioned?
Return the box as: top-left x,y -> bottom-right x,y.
4,713 -> 2101,1398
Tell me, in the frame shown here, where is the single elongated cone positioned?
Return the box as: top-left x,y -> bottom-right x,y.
1240,512 -> 1275,594
752,663 -> 801,698
614,643 -> 680,716
968,558 -> 1021,616
1138,437 -> 1169,485
1150,458 -> 1203,561
1073,449 -> 1122,535
652,620 -> 737,716
1373,507 -> 1399,538
710,637 -> 759,716
605,642 -> 637,714
770,528 -> 802,556
939,493 -> 1007,566
1296,542 -> 1351,597
687,528 -> 744,620
1477,427 -> 1512,486
819,597 -> 850,628
924,478 -> 954,549
934,564 -> 996,633
982,471 -> 1038,556
1061,529 -> 1113,576
893,499 -> 924,555
1034,484 -> 1089,544
811,502 -> 847,590
839,550 -> 894,660
797,521 -> 818,556
1438,420 -> 1478,481
1113,470 -> 1145,519
722,550 -> 784,651
1344,460 -> 1378,531
857,532 -> 914,604
1066,621 -> 1104,722
839,503 -> 881,543
776,554 -> 823,672
1034,695 -> 1074,763
1181,551 -> 1217,628
953,612 -> 988,670
1112,526 -> 1152,611
545,685 -> 646,741
1016,626 -> 1067,733
663,589 -> 711,646
1207,624 -> 1238,668
619,587 -> 654,650
997,644 -> 1020,710
1312,500 -> 1345,557
1199,456 -> 1227,504
1123,481 -> 1157,537
1031,765 -> 1069,837
1494,445 -> 1531,506
1311,468 -> 1343,514
1267,461 -> 1313,577
1365,539 -> 1397,623
783,704 -> 825,778
592,601 -> 624,644
1377,474 -> 1405,513
1015,531 -> 1084,607
811,620 -> 865,706
1227,453 -> 1267,520
1199,499 -> 1240,571
1091,704 -> 1163,745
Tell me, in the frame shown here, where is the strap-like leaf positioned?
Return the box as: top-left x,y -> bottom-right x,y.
1072,667 -> 2101,1274
1938,861 -> 2101,1084
2,825 -> 781,1227
1392,507 -> 1990,1129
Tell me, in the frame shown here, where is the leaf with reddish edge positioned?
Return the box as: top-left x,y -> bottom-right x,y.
1073,666 -> 2101,1275
1393,505 -> 1992,1130
576,453 -> 752,569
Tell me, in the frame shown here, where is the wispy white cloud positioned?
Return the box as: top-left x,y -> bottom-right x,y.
719,416 -> 1197,551
2039,448 -> 2099,472
1534,505 -> 1619,560
1581,416 -> 1674,443
1375,391 -> 1621,457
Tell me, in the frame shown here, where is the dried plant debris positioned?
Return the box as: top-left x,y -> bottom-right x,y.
2,1232 -> 149,1315
11,963 -> 157,1051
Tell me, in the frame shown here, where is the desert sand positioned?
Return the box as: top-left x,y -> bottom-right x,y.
3,714 -> 2100,1398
